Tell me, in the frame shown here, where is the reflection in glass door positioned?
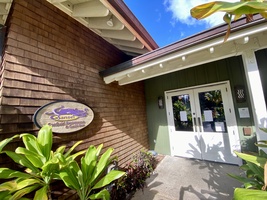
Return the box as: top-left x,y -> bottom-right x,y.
172,94 -> 193,132
198,90 -> 227,133
166,83 -> 241,165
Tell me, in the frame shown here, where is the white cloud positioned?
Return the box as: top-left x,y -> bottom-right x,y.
163,0 -> 236,28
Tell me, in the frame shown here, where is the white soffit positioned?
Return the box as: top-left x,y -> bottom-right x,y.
103,23 -> 267,85
46,0 -> 152,56
0,0 -> 12,25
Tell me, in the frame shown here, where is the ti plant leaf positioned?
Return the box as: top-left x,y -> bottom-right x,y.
36,125 -> 53,160
190,0 -> 267,41
59,144 -> 126,200
234,150 -> 267,168
0,135 -> 19,153
234,188 -> 267,200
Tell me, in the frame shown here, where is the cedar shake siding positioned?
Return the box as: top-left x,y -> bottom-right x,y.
0,0 -> 149,170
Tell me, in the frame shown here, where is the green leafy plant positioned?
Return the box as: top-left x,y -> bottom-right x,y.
190,0 -> 267,41
0,125 -> 125,200
0,125 -> 85,200
228,128 -> 267,200
58,144 -> 126,200
110,150 -> 156,200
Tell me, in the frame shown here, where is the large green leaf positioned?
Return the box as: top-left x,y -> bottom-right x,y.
84,145 -> 98,165
246,162 -> 264,183
0,192 -> 11,199
89,189 -> 110,200
36,125 -> 53,160
228,173 -> 257,184
59,161 -> 81,190
0,135 -> 19,153
191,1 -> 267,20
16,179 -> 42,191
234,151 -> 267,168
15,147 -> 44,168
0,168 -> 32,179
4,151 -> 39,173
190,1 -> 267,41
233,188 -> 267,200
34,185 -> 48,200
0,178 -> 41,194
59,171 -> 78,190
92,170 -> 126,189
0,191 -> 12,200
0,181 -> 17,191
229,173 -> 262,189
41,159 -> 60,180
81,145 -> 98,185
89,148 -> 113,185
77,170 -> 84,190
256,140 -> 267,148
20,134 -> 42,156
95,144 -> 103,157
10,184 -> 40,200
55,145 -> 66,154
81,158 -> 96,186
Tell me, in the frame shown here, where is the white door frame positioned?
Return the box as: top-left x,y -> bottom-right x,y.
165,81 -> 242,165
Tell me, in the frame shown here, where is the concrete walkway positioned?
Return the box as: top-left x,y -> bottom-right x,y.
132,155 -> 243,200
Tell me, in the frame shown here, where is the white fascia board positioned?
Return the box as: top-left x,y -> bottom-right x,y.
103,23 -> 267,85
118,53 -> 238,85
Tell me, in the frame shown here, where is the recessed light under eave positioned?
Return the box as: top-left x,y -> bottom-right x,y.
209,47 -> 214,54
106,15 -> 113,27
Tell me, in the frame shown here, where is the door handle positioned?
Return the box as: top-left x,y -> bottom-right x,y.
193,117 -> 197,132
198,117 -> 202,132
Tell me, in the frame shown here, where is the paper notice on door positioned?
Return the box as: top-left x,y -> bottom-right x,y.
180,111 -> 187,121
238,107 -> 250,118
204,110 -> 213,122
215,122 -> 225,132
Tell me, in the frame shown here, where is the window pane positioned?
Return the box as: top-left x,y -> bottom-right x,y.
198,90 -> 227,133
172,94 -> 193,131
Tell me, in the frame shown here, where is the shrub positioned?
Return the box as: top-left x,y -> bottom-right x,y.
110,150 -> 156,200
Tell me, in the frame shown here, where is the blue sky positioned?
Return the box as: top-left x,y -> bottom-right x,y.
124,0 -> 234,47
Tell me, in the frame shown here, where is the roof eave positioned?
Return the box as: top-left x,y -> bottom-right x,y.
100,15 -> 266,78
101,15 -> 267,85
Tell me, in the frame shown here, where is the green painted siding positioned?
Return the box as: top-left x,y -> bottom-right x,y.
145,56 -> 257,155
256,49 -> 267,106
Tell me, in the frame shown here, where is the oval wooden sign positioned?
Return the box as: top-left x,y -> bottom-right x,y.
33,101 -> 94,133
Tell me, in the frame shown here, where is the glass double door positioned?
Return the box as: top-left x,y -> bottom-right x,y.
166,83 -> 240,164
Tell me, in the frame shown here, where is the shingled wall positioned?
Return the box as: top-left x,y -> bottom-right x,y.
0,0 -> 149,171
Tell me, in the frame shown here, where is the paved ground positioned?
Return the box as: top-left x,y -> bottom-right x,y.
131,155 -> 243,200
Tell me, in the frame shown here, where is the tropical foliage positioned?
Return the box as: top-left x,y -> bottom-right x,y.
0,125 -> 125,200
228,128 -> 267,200
190,0 -> 267,41
58,144 -> 125,200
110,150 -> 157,200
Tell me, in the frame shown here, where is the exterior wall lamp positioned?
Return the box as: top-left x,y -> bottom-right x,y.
158,96 -> 164,109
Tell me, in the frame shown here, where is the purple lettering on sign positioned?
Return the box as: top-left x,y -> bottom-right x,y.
33,101 -> 94,133
46,106 -> 89,121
